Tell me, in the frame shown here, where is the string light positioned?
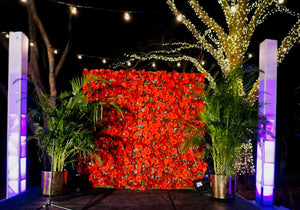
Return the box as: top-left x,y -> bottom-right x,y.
230,5 -> 237,13
48,0 -> 163,24
200,60 -> 205,66
248,53 -> 253,58
70,6 -> 78,15
152,62 -> 156,68
176,62 -> 181,67
126,60 -> 132,67
123,11 -> 131,22
77,54 -> 83,60
30,42 -> 35,47
20,0 -> 27,3
127,53 -> 216,89
176,13 -> 183,22
278,0 -> 285,5
102,58 -> 107,64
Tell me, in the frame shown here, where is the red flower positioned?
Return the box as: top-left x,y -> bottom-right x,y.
80,69 -> 207,190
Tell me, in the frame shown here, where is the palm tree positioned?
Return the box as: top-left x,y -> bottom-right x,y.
29,76 -> 122,172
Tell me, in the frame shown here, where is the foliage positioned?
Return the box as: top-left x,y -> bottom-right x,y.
186,64 -> 259,176
125,0 -> 300,104
81,69 -> 207,189
29,75 -> 122,172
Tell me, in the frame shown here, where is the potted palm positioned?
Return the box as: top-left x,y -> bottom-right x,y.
29,75 -> 122,195
186,65 -> 259,199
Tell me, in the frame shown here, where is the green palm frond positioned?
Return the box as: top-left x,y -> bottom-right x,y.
185,64 -> 260,175
28,75 -> 123,172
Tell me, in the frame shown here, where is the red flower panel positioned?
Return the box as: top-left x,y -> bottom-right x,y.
81,69 -> 207,190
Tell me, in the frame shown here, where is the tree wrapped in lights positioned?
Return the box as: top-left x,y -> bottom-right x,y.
125,0 -> 299,177
127,0 -> 300,100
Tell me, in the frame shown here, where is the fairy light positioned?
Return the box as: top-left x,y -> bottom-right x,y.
70,6 -> 78,15
123,11 -> 131,22
77,54 -> 83,60
53,49 -> 59,54
248,53 -> 253,58
126,60 -> 132,67
5,33 -> 9,39
29,42 -> 34,47
230,5 -> 237,13
200,60 -> 205,66
20,0 -> 27,3
176,62 -> 181,67
176,13 -> 183,22
39,0 -> 298,95
152,62 -> 156,68
126,53 -> 216,89
102,58 -> 107,64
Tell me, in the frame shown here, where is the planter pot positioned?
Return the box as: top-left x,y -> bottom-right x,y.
41,171 -> 68,195
210,174 -> 236,199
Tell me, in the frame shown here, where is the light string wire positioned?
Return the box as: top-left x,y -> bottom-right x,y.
48,0 -> 163,14
7,0 -> 298,68
46,0 -> 166,67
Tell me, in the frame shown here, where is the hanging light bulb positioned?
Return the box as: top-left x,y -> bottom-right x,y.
152,62 -> 156,68
70,6 -> 78,15
177,62 -> 181,67
123,11 -> 131,22
77,54 -> 83,60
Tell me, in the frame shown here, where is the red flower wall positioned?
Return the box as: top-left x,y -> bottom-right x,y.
81,68 -> 207,190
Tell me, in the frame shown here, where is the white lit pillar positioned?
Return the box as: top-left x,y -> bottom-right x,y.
6,32 -> 28,198
256,39 -> 277,206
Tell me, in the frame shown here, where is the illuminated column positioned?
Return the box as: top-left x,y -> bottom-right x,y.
256,39 -> 277,206
6,32 -> 28,198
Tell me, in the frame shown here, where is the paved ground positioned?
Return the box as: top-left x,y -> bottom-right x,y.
0,186 -> 264,210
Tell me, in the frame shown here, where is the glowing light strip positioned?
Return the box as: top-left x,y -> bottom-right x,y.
7,32 -> 28,198
256,39 -> 277,206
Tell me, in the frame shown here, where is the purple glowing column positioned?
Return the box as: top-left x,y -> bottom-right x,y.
6,32 -> 28,198
256,39 -> 277,206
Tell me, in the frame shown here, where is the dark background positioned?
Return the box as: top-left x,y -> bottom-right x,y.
0,0 -> 300,204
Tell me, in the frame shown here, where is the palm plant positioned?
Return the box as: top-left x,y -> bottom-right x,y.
29,75 -> 122,172
186,64 -> 259,176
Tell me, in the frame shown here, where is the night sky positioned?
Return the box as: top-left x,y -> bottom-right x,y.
0,0 -> 300,194
0,1 -> 299,80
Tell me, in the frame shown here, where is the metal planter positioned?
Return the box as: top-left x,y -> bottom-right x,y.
41,171 -> 68,195
211,174 -> 236,199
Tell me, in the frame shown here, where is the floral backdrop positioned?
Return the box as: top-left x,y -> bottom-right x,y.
80,68 -> 207,190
